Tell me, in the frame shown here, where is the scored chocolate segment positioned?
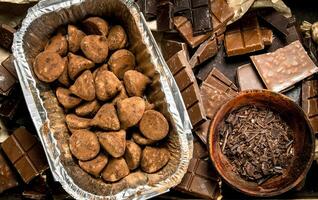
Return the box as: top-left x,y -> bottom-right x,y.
302,78 -> 318,134
236,63 -> 264,91
1,127 -> 48,183
0,152 -> 19,193
251,40 -> 318,93
0,24 -> 16,51
225,16 -> 264,56
161,39 -> 189,61
166,50 -> 206,128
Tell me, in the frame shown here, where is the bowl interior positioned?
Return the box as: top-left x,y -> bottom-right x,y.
208,90 -> 315,197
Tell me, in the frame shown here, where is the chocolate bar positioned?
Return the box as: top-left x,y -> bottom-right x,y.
157,1 -> 174,31
174,0 -> 212,35
2,55 -> 17,79
251,40 -> 318,93
0,62 -> 16,96
189,37 -> 218,69
161,39 -> 188,60
236,63 -> 264,91
1,127 -> 48,183
196,68 -> 237,144
175,137 -> 219,199
302,78 -> 318,134
166,50 -> 207,127
173,16 -> 210,48
0,152 -> 19,193
0,24 -> 16,51
258,10 -> 289,37
224,16 -> 264,57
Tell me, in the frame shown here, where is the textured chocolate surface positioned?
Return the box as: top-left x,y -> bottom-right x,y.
251,40 -> 318,92
236,63 -> 264,91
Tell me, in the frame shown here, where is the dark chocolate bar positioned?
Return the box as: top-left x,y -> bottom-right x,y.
175,137 -> 219,199
302,78 -> 318,134
236,63 -> 264,91
166,50 -> 207,127
189,37 -> 218,69
0,24 -> 16,51
0,152 -> 19,193
225,16 -> 264,57
157,1 -> 174,31
174,0 -> 212,35
251,40 -> 318,93
1,127 -> 49,183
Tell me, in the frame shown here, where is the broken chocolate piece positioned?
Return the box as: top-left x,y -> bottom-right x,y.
302,78 -> 318,134
0,24 -> 16,50
189,37 -> 218,69
236,63 -> 264,91
1,127 -> 48,183
161,39 -> 188,61
261,28 -> 273,46
251,40 -> 318,92
157,1 -> 174,32
0,62 -> 16,96
258,10 -> 289,37
1,55 -> 17,79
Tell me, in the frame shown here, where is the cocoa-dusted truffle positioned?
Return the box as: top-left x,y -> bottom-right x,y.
139,110 -> 169,140
117,97 -> 145,128
107,25 -> 127,50
123,70 -> 151,97
102,158 -> 129,182
68,24 -> 86,53
95,70 -> 121,101
45,33 -> 68,56
79,153 -> 108,177
65,114 -> 91,130
82,17 -> 109,36
68,53 -> 94,80
56,87 -> 81,109
124,140 -> 142,170
108,49 -> 135,79
69,70 -> 96,101
80,35 -> 109,63
91,103 -> 120,131
97,130 -> 126,158
141,146 -> 170,173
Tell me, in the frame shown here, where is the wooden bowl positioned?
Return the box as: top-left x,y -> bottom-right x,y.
208,90 -> 315,197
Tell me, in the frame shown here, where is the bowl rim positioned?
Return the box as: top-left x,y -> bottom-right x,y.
208,89 -> 315,197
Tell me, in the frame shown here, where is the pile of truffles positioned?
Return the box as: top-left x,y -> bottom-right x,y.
33,17 -> 170,182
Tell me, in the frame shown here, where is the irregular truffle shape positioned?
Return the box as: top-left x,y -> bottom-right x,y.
68,24 -> 86,53
58,57 -> 71,87
45,33 -> 68,56
97,130 -> 126,158
139,110 -> 169,140
68,53 -> 94,80
107,25 -> 127,50
69,129 -> 100,161
95,70 -> 121,101
102,158 -> 129,182
56,87 -> 81,109
81,35 -> 109,63
91,103 -> 120,131
69,70 -> 96,101
123,70 -> 151,97
75,100 -> 100,117
141,146 -> 170,173
82,17 -> 109,36
132,132 -> 156,146
124,140 -> 141,170
108,49 -> 136,79
33,51 -> 65,83
65,114 -> 91,129
79,153 -> 108,177
117,97 -> 145,129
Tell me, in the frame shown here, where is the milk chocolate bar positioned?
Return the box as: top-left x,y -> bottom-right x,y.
258,10 -> 289,37
157,1 -> 174,31
189,37 -> 218,69
0,152 -> 19,193
174,16 -> 211,48
175,137 -> 219,199
161,39 -> 188,60
0,24 -> 16,51
302,78 -> 318,134
236,63 -> 264,91
166,50 -> 206,127
1,127 -> 48,183
174,0 -> 212,35
225,16 -> 264,57
251,40 -> 318,93
2,55 -> 17,79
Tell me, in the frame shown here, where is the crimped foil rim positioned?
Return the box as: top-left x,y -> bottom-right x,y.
12,0 -> 193,199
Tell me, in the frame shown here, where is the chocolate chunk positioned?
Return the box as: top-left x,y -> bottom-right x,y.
210,0 -> 234,31
1,127 -> 48,183
302,78 -> 318,134
173,16 -> 210,48
236,63 -> 264,91
0,152 -> 18,193
225,16 -> 264,56
251,40 -> 318,93
261,28 -> 273,46
145,0 -> 157,20
166,50 -> 206,127
156,1 -> 174,32
0,87 -> 21,120
1,55 -> 17,79
0,62 -> 16,96
195,119 -> 211,144
161,39 -> 188,60
258,10 -> 289,37
189,37 -> 218,68
0,24 -> 16,50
